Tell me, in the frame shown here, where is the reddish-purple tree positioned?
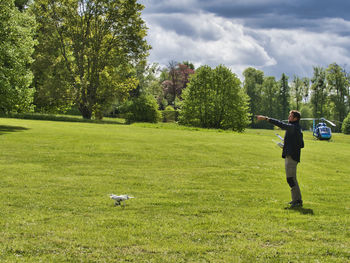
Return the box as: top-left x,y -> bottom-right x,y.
162,61 -> 194,108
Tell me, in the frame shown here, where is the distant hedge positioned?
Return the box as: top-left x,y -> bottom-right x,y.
162,106 -> 179,122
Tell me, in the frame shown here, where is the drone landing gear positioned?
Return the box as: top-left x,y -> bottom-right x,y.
114,201 -> 126,208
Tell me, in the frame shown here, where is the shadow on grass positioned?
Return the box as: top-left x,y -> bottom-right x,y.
0,125 -> 29,135
284,206 -> 314,215
1,113 -> 125,125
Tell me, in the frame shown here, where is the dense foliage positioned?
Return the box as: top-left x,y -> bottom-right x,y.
311,66 -> 328,118
125,95 -> 161,124
0,0 -> 36,113
242,64 -> 350,131
278,73 -> 290,120
342,113 -> 350,134
243,69 -> 291,127
162,105 -> 177,122
32,0 -> 150,119
180,65 -> 250,131
243,67 -> 264,127
326,63 -> 349,125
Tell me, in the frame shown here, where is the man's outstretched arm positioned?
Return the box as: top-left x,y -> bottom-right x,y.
256,115 -> 295,132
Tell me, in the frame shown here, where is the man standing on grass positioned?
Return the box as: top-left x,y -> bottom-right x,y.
256,110 -> 304,208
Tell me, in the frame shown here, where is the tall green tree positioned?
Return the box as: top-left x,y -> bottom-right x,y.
278,73 -> 290,119
301,77 -> 310,104
135,62 -> 162,98
32,0 -> 150,119
291,75 -> 303,110
342,112 -> 350,134
261,76 -> 278,118
32,19 -> 75,113
179,65 -> 212,128
326,63 -> 349,124
310,66 -> 328,118
180,65 -> 250,131
243,67 -> 264,125
0,0 -> 36,114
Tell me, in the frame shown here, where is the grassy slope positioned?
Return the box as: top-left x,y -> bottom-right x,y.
0,118 -> 349,262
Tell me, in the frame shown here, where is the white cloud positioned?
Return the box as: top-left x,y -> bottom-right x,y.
252,26 -> 350,77
140,0 -> 350,79
144,13 -> 276,77
143,9 -> 350,79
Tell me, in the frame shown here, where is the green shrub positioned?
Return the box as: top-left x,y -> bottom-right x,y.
126,95 -> 161,124
179,65 -> 250,131
165,106 -> 174,111
162,106 -> 177,122
342,113 -> 350,134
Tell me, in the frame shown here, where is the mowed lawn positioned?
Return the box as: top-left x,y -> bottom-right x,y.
0,118 -> 349,262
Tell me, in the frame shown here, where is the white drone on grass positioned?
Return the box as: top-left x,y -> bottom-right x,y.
110,194 -> 134,207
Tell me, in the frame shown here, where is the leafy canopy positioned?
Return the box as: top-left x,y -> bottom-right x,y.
180,65 -> 250,131
342,112 -> 350,134
32,0 -> 150,119
0,0 -> 36,113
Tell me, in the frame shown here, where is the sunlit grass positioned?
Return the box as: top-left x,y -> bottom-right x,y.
0,118 -> 349,262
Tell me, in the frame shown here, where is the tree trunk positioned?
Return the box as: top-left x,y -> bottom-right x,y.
79,104 -> 92,119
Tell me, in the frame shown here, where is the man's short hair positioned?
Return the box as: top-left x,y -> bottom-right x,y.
290,110 -> 301,120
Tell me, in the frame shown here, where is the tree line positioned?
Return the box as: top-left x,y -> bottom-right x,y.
1,0 -> 350,132
243,65 -> 350,131
112,60 -> 350,132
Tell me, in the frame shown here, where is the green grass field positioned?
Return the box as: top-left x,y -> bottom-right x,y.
1,118 -> 349,262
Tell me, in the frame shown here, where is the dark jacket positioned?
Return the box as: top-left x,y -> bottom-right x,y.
268,118 -> 304,162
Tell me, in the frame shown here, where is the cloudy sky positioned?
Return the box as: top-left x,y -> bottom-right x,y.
139,0 -> 350,79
